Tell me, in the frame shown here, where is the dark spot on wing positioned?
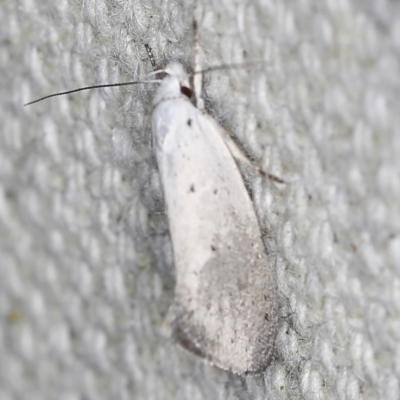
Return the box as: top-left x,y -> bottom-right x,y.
264,313 -> 270,321
213,189 -> 218,195
181,86 -> 192,98
210,245 -> 216,251
190,184 -> 195,192
187,119 -> 192,126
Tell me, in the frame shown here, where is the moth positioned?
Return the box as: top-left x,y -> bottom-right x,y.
151,50 -> 278,374
25,35 -> 278,376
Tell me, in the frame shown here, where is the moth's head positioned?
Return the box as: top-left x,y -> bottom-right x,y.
164,63 -> 191,92
153,62 -> 193,105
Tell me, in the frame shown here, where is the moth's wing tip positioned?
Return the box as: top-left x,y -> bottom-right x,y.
172,324 -> 209,361
173,323 -> 274,375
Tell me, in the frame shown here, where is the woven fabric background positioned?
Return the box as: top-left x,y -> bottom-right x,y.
1,0 -> 399,399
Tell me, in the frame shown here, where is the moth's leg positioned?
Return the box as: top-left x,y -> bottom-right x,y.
207,116 -> 284,183
228,137 -> 284,183
145,44 -> 159,71
144,44 -> 164,80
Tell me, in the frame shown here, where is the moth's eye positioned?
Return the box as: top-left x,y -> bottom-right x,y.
181,86 -> 193,98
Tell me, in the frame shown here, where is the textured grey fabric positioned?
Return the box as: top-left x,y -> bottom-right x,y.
1,0 -> 399,399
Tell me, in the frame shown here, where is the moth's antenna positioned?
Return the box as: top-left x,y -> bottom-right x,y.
24,44 -> 168,107
24,80 -> 160,106
189,20 -> 265,103
195,61 -> 266,76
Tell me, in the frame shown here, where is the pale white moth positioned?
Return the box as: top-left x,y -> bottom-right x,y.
25,33 -> 278,375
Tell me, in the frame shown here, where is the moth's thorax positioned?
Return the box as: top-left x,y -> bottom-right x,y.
153,62 -> 191,106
